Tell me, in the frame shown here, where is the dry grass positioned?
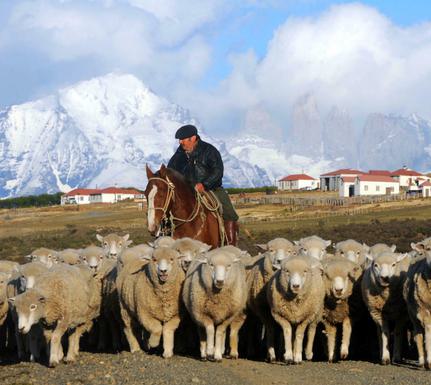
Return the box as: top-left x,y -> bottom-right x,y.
1,198 -> 431,261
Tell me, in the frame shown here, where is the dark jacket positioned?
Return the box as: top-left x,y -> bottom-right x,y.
168,138 -> 223,190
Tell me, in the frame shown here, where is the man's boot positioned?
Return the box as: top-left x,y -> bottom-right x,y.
224,220 -> 238,246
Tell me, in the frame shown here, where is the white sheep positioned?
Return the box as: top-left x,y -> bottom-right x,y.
26,248 -> 57,268
403,242 -> 431,368
149,236 -> 176,248
182,248 -> 247,361
322,259 -> 362,362
334,239 -> 370,267
295,235 -> 331,260
361,251 -> 409,364
96,233 -> 132,259
8,265 -> 102,366
117,244 -> 154,271
172,237 -> 212,272
79,246 -> 105,271
118,247 -> 185,358
56,249 -> 82,266
267,256 -> 324,364
247,238 -> 299,362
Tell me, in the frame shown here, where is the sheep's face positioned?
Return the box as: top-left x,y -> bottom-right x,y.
411,242 -> 431,266
30,248 -> 56,268
335,241 -> 369,265
152,248 -> 179,283
206,252 -> 238,290
369,244 -> 396,258
266,241 -> 298,270
9,290 -> 45,334
281,258 -> 311,295
97,233 -> 131,259
80,248 -> 105,271
296,237 -> 330,261
174,239 -> 211,272
325,263 -> 360,299
371,253 -> 407,287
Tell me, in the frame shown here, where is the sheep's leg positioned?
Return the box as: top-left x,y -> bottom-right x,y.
265,319 -> 277,363
96,316 -> 108,351
293,322 -> 307,364
340,317 -> 352,360
305,321 -> 317,361
214,321 -> 230,362
273,313 -> 293,363
204,322 -> 216,360
65,322 -> 92,363
197,326 -> 207,360
392,320 -> 404,363
229,312 -> 246,359
162,316 -> 181,359
141,317 -> 162,351
324,322 -> 337,363
120,306 -> 141,353
424,323 -> 431,369
379,320 -> 391,365
49,321 -> 67,367
108,316 -> 121,352
413,325 -> 425,367
29,327 -> 41,362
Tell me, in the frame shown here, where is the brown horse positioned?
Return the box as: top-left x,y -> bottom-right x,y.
144,164 -> 224,248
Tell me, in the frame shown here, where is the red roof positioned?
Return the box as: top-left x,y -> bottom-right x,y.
421,181 -> 431,187
64,188 -> 100,196
98,187 -> 141,195
321,168 -> 365,177
369,170 -> 391,176
357,175 -> 396,183
341,176 -> 356,183
391,168 -> 423,177
279,174 -> 315,182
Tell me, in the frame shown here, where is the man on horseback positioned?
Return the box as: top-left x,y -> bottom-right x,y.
168,124 -> 239,246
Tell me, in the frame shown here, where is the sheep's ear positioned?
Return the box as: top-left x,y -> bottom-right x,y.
123,234 -> 130,242
255,244 -> 268,251
148,241 -> 155,248
96,234 -> 104,243
126,240 -> 133,247
233,257 -> 241,263
293,240 -> 300,246
411,242 -> 424,252
396,253 -> 409,263
199,243 -> 212,253
365,254 -> 373,263
325,240 -> 331,247
8,297 -> 15,304
362,243 -> 370,252
390,244 -> 397,252
197,256 -> 208,264
141,254 -> 152,261
146,164 -> 154,179
38,296 -> 46,304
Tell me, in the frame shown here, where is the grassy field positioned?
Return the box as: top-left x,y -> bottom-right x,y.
1,198 -> 431,261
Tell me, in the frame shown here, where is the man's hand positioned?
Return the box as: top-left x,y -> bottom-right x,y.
195,183 -> 205,193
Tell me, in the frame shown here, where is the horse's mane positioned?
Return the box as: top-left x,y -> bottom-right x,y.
155,167 -> 194,193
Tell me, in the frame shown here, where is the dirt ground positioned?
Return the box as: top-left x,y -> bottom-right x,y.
2,201 -> 431,384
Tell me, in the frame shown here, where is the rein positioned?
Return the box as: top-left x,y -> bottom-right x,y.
147,176 -> 226,244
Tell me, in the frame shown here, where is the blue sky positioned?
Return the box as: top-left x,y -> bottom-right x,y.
1,0 -> 431,133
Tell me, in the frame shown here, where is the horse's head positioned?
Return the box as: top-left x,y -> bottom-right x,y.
144,164 -> 173,235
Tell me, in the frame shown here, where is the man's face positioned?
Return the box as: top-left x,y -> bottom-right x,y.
179,135 -> 198,153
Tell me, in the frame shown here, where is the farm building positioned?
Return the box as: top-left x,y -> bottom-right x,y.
320,168 -> 366,191
339,174 -> 400,197
61,187 -> 143,205
420,181 -> 431,197
277,174 -> 319,191
391,167 -> 431,191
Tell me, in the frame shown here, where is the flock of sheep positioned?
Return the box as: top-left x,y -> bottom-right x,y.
1,233 -> 431,369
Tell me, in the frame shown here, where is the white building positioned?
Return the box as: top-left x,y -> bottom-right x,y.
391,167 -> 431,191
61,188 -> 100,205
354,175 -> 400,196
278,174 -> 319,191
420,181 -> 431,197
339,176 -> 356,197
320,169 -> 365,191
61,187 -> 143,205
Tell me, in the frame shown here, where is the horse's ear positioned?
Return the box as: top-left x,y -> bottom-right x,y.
159,164 -> 167,177
146,164 -> 154,179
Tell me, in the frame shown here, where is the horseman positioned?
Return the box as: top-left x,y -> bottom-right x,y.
168,124 -> 239,246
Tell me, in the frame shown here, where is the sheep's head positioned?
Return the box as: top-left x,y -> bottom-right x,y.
29,248 -> 57,268
369,252 -> 408,287
96,233 -> 132,259
8,289 -> 46,334
257,238 -> 297,270
411,241 -> 431,266
149,236 -> 175,248
201,250 -> 240,290
173,238 -> 211,272
295,236 -> 331,261
151,247 -> 180,283
335,240 -> 370,266
80,246 -> 105,271
280,257 -> 317,295
324,260 -> 361,299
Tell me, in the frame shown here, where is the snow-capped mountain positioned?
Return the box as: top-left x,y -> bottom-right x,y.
0,73 -> 271,198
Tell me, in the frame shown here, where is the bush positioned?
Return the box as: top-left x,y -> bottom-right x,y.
0,192 -> 62,209
225,186 -> 277,195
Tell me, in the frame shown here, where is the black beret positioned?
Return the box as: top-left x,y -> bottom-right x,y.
175,124 -> 198,140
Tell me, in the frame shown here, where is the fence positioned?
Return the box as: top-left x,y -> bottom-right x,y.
235,192 -> 424,208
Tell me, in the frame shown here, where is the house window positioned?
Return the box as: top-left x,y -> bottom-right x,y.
364,185 -> 368,191
80,196 -> 84,201
376,185 -> 380,192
